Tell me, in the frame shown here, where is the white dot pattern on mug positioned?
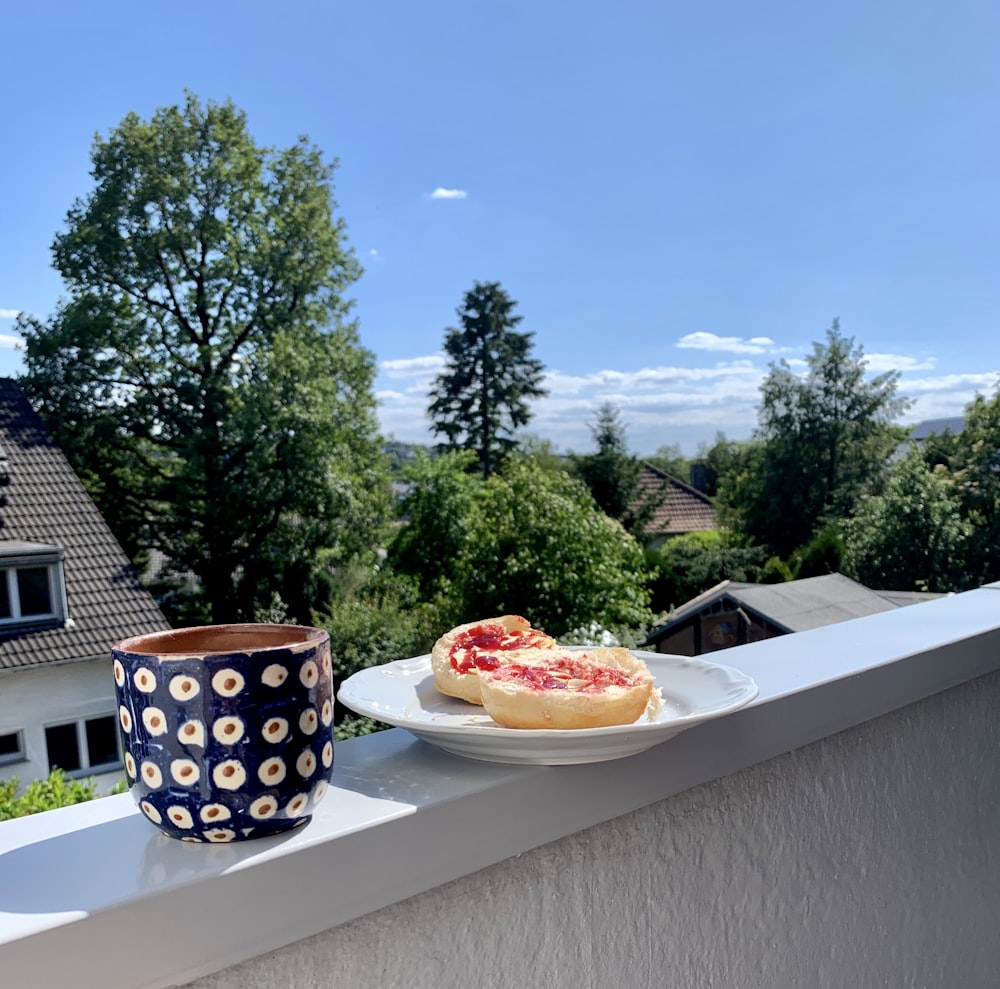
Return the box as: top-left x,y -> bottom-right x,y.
212,759 -> 247,790
142,706 -> 168,736
211,668 -> 245,697
133,668 -> 157,693
169,674 -> 200,701
261,663 -> 288,687
212,715 -> 246,746
204,828 -> 236,842
115,636 -> 336,842
200,803 -> 231,824
262,717 -> 289,744
178,719 -> 206,747
249,795 -> 278,819
170,758 -> 200,786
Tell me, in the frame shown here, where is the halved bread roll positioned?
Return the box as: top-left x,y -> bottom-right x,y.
477,647 -> 655,730
431,615 -> 559,705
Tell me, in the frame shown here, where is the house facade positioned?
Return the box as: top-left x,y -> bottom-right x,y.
0,379 -> 169,793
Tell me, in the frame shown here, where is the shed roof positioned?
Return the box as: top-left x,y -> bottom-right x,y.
644,572 -> 940,644
0,379 -> 169,670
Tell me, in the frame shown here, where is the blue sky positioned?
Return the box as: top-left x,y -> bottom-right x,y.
2,1 -> 998,455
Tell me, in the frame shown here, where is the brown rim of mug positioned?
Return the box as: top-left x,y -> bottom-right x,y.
114,623 -> 328,658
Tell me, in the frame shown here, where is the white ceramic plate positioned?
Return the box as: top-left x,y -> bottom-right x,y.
337,651 -> 759,765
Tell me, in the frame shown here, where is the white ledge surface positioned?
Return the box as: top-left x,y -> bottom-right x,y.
2,585 -> 1000,988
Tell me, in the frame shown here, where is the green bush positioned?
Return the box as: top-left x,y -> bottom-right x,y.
0,769 -> 115,821
648,530 -> 769,613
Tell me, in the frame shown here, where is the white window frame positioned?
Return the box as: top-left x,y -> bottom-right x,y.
0,543 -> 68,629
45,715 -> 122,777
0,728 -> 25,767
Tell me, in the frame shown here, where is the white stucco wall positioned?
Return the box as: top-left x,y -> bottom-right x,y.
186,669 -> 1000,989
0,658 -> 124,794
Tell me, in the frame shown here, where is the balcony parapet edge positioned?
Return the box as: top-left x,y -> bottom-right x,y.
2,586 -> 1000,989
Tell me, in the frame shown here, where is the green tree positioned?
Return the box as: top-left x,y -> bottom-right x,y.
951,389 -> 1000,583
427,281 -> 547,479
647,530 -> 769,614
719,321 -> 910,558
17,93 -> 389,624
571,403 -> 659,537
690,432 -> 743,497
841,450 -> 973,592
646,443 -> 690,485
387,452 -> 653,640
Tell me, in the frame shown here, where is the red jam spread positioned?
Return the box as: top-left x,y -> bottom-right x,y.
493,655 -> 636,693
449,621 -> 550,673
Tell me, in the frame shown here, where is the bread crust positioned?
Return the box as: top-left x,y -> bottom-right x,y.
431,615 -> 558,705
477,647 -> 654,729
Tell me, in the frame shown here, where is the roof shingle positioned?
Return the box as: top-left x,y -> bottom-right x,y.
0,379 -> 169,670
636,463 -> 717,537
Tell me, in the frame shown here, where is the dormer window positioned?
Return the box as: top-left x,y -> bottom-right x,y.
0,541 -> 68,629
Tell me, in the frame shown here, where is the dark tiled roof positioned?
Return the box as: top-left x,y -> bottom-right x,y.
0,379 -> 169,670
636,463 -> 717,536
644,572 -> 940,644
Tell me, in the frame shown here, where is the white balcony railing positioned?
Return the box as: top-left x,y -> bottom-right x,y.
2,584 -> 1000,989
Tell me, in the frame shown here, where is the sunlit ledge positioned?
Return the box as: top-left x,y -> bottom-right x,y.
2,585 -> 999,988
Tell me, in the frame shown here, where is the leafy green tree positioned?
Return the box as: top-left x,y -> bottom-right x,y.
646,443 -> 690,485
690,432 -> 744,497
841,450 -> 973,592
719,321 -> 910,558
18,93 -> 389,624
791,522 -> 845,578
647,531 -> 769,613
387,452 -> 653,640
949,389 -> 1000,584
427,281 -> 547,479
571,403 -> 661,538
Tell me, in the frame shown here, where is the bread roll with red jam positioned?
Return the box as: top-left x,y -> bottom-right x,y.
477,647 -> 654,730
431,615 -> 559,705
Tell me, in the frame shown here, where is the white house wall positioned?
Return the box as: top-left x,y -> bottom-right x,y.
0,658 -> 124,794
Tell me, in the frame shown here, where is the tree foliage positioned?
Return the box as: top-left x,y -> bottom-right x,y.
18,93 -> 389,624
571,403 -> 661,538
0,769 -> 119,820
718,320 -> 910,558
841,451 -> 973,592
427,282 -> 547,479
647,531 -> 769,614
387,452 -> 653,640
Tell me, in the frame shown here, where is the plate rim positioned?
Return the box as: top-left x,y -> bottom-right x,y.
337,649 -> 759,742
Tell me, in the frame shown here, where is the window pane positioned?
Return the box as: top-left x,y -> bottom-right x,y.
0,731 -> 22,761
85,716 -> 119,768
45,723 -> 81,772
0,571 -> 10,619
17,567 -> 52,616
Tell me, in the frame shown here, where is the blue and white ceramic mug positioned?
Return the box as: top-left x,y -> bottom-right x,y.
113,623 -> 334,842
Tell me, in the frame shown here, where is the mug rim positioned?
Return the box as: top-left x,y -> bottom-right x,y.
114,622 -> 328,658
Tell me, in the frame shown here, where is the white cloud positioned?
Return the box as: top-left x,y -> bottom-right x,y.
901,372 -> 998,396
429,187 -> 468,200
676,332 -> 772,355
381,355 -> 446,378
369,248 -> 380,258
0,334 -> 22,350
865,352 -> 936,373
372,349 -> 999,457
0,309 -> 20,320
